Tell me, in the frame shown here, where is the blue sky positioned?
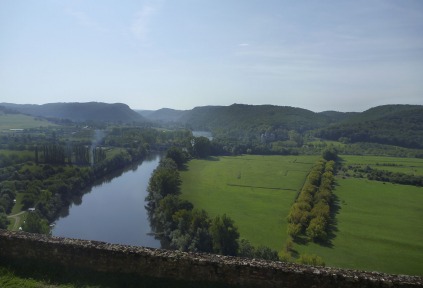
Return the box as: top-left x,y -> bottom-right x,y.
1,0 -> 422,112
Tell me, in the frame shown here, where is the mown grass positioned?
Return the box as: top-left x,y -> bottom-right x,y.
294,172 -> 423,276
0,114 -> 56,130
180,154 -> 423,276
341,155 -> 423,176
180,155 -> 318,251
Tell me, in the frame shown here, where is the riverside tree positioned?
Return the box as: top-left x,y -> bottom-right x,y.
209,214 -> 239,256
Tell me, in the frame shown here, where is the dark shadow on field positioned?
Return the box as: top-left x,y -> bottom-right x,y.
179,163 -> 189,171
320,193 -> 341,248
205,156 -> 220,161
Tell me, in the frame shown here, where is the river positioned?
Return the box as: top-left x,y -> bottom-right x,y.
52,153 -> 162,248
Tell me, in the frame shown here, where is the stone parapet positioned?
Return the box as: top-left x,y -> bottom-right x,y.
0,230 -> 421,287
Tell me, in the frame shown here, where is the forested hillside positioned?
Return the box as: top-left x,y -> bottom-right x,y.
145,104 -> 337,142
144,108 -> 187,122
1,102 -> 146,123
4,102 -> 422,149
317,105 -> 423,149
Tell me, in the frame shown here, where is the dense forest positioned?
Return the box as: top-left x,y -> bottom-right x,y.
139,104 -> 423,151
316,105 -> 423,149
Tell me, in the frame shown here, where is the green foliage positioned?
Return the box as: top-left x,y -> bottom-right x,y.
238,239 -> 256,258
147,152 -> 242,257
298,254 -> 325,266
317,105 -> 423,149
171,209 -> 213,253
21,212 -> 50,235
0,211 -> 9,229
238,239 -> 280,261
254,246 -> 280,261
146,166 -> 181,208
166,147 -> 189,168
209,214 -> 239,256
287,159 -> 335,243
306,216 -> 328,242
322,147 -> 338,161
180,104 -> 331,142
189,136 -> 211,158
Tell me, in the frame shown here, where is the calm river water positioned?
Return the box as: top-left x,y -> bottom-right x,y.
52,153 -> 162,248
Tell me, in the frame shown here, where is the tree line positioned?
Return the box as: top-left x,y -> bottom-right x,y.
146,147 -> 282,260
287,150 -> 337,243
35,144 -> 106,166
342,164 -> 423,187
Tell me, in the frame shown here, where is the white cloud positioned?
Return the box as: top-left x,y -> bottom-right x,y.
131,2 -> 162,42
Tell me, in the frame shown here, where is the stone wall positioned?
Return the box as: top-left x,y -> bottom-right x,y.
0,230 -> 421,288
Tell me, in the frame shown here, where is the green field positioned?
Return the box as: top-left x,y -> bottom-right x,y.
295,178 -> 423,275
341,155 -> 423,176
180,155 -> 318,251
294,155 -> 423,276
180,154 -> 423,276
0,113 -> 56,130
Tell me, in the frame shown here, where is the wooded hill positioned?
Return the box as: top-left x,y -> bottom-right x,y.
316,105 -> 423,149
142,104 -> 423,149
1,102 -> 146,123
2,102 -> 422,149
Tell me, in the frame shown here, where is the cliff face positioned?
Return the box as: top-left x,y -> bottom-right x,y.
0,230 -> 421,288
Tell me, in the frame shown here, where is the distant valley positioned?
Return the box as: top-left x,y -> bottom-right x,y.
2,102 -> 422,149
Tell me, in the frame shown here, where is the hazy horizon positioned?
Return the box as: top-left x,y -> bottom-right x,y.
1,1 -> 422,112
3,100 -> 422,114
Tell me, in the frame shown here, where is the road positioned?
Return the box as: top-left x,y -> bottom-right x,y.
7,211 -> 26,231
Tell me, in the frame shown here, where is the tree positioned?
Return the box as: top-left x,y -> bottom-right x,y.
322,147 -> 338,161
22,212 -> 50,235
238,239 -> 255,258
209,214 -> 239,256
170,209 -> 213,253
0,210 -> 9,229
306,216 -> 328,242
254,246 -> 280,261
298,254 -> 325,266
153,195 -> 193,235
146,167 -> 181,209
190,137 -> 211,158
166,147 -> 189,169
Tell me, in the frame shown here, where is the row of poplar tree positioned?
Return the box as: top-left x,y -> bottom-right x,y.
34,144 -> 106,165
287,157 -> 336,242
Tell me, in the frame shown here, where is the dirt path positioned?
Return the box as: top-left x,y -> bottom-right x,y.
7,211 -> 26,230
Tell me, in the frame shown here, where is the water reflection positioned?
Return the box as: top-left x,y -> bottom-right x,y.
53,153 -> 162,248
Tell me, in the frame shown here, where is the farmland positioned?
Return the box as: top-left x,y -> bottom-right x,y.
180,154 -> 423,275
0,113 -> 56,130
295,177 -> 423,275
340,155 -> 423,176
180,155 -> 318,251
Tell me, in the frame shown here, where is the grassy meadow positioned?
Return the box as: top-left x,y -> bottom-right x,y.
293,155 -> 423,276
0,113 -> 56,130
180,155 -> 318,251
295,178 -> 423,275
180,154 -> 423,276
341,155 -> 423,176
